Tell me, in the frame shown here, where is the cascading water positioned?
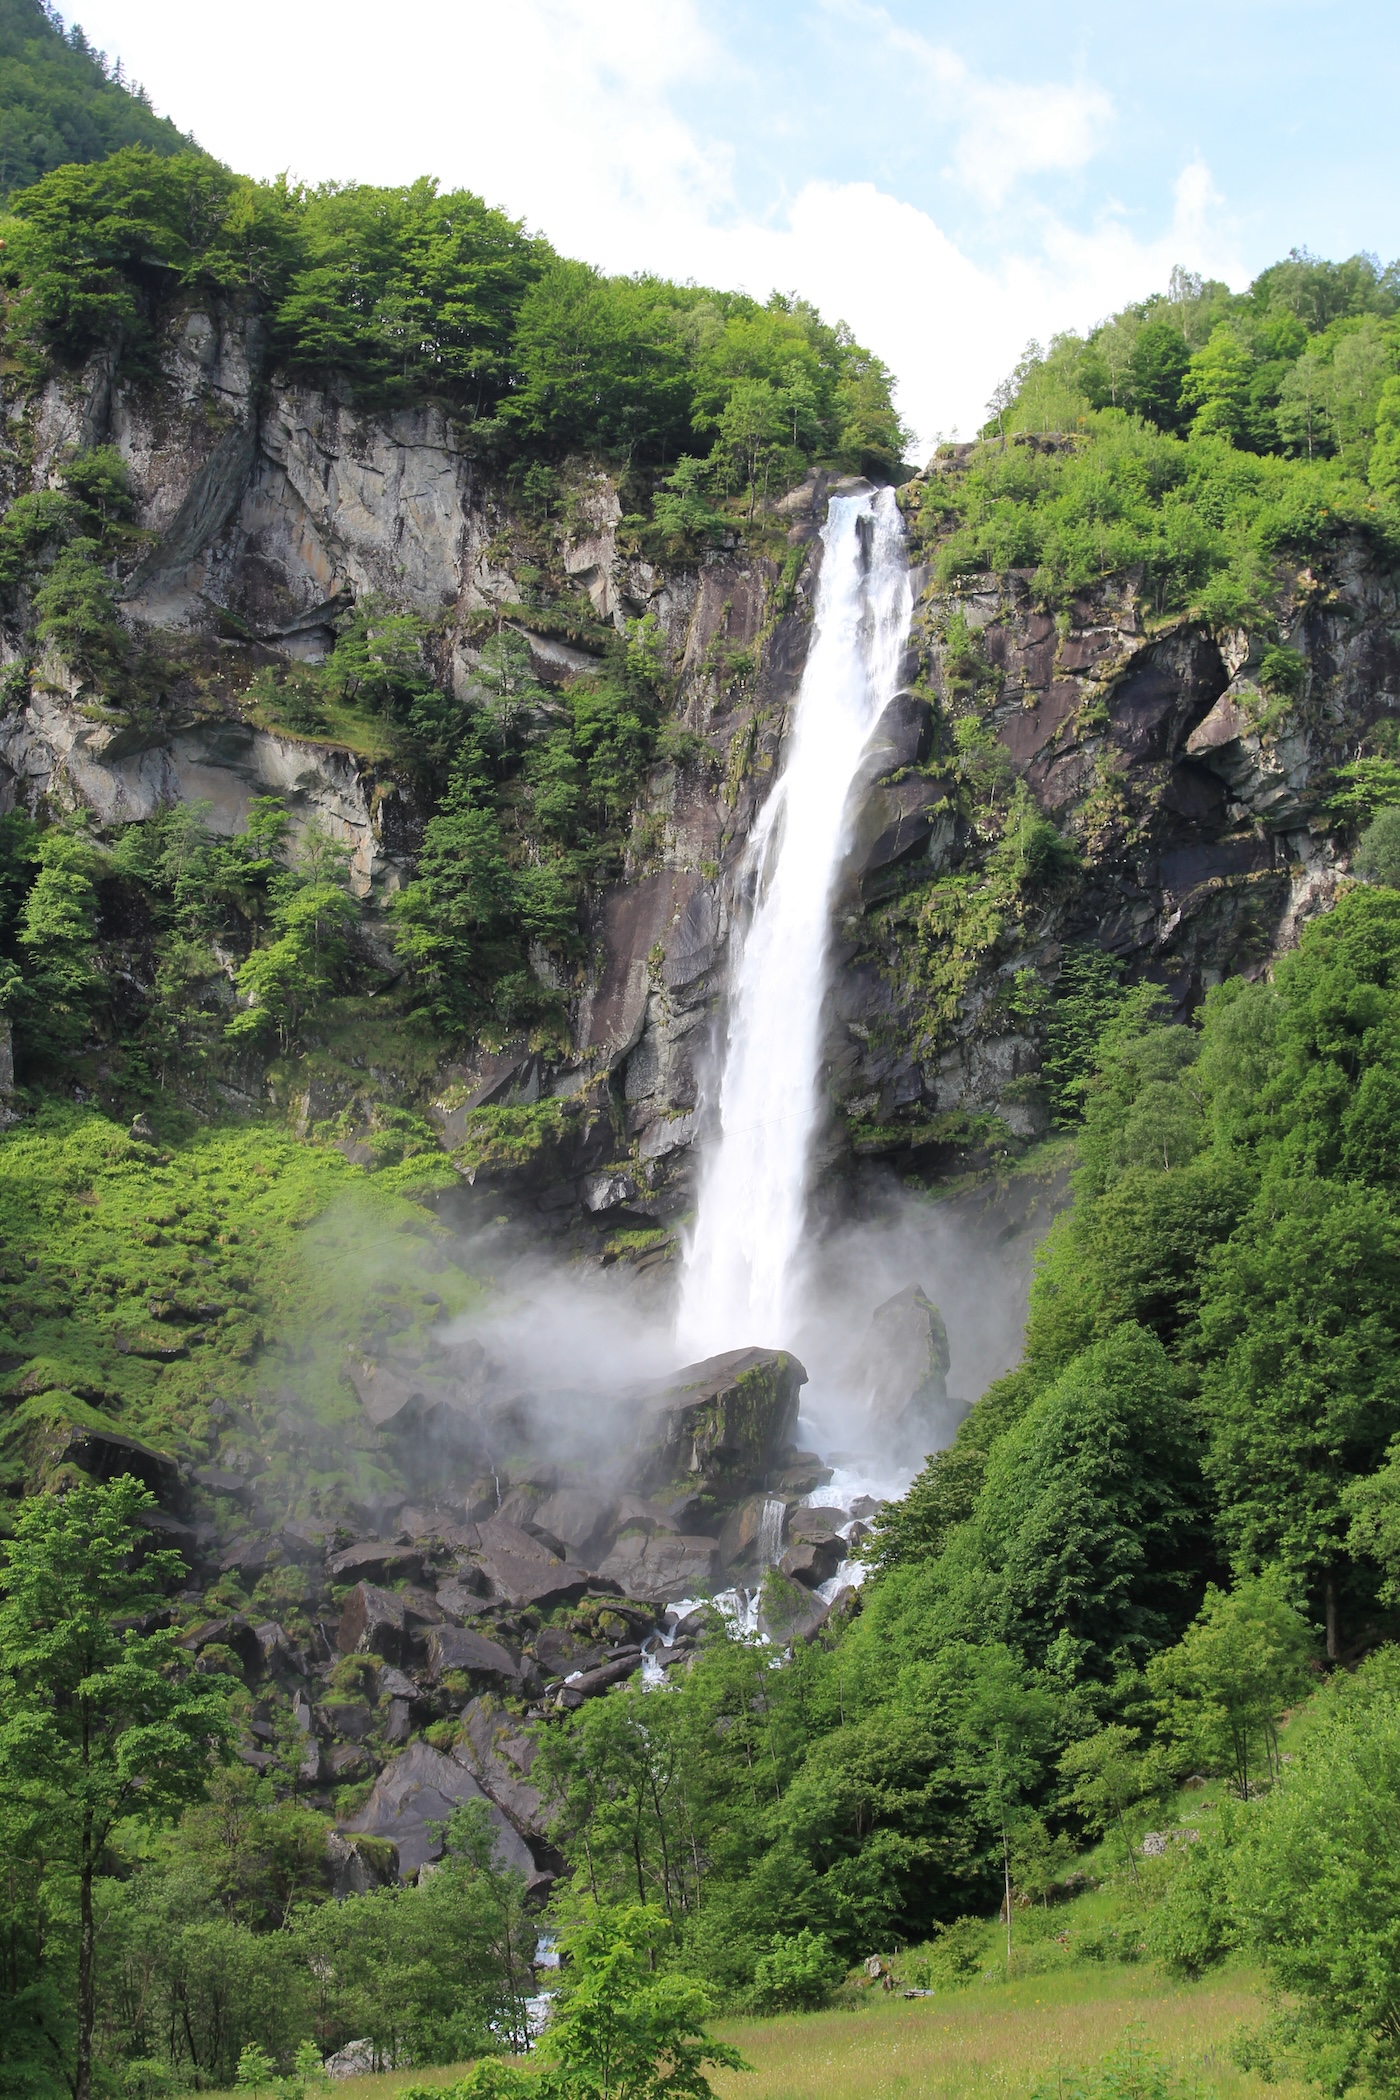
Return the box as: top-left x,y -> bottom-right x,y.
677,485 -> 913,1360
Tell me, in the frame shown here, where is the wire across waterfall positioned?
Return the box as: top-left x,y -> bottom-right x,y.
677,486 -> 914,1359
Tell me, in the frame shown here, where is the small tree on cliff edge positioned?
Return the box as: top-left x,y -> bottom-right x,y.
0,1473 -> 233,2100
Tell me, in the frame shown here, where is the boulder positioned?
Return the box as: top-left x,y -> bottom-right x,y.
595,1530 -> 721,1599
435,1576 -> 491,1619
422,1625 -> 520,1688
533,1626 -> 605,1680
861,1286 -> 959,1465
178,1614 -> 264,1675
456,1694 -> 549,1837
562,1651 -> 645,1699
787,1505 -> 844,1544
59,1423 -> 183,1506
780,1537 -> 843,1588
325,1831 -> 398,1900
630,1349 -> 805,1506
336,1582 -> 408,1663
774,1451 -> 835,1494
342,1738 -> 543,1885
326,1743 -> 373,1781
327,1539 -> 426,1584
531,1486 -> 614,1561
718,1492 -> 788,1571
758,1568 -> 831,1645
318,1698 -> 375,1742
474,1515 -> 593,1609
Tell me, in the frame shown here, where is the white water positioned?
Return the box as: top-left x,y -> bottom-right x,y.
677,486 -> 913,1358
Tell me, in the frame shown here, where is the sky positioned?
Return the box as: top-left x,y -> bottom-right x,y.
66,0 -> 1400,454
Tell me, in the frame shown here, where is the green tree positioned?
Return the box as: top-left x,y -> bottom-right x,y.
976,1323 -> 1206,1677
1146,1571 -> 1315,1798
1354,802 -> 1400,885
0,1475 -> 233,2100
1233,1657 -> 1400,2094
1182,328 -> 1255,444
541,1907 -> 748,2100
1058,1726 -> 1156,1887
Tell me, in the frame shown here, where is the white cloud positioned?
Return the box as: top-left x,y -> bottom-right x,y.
824,1 -> 1116,207
69,0 -> 1244,451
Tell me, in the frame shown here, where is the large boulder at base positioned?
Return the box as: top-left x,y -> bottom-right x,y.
758,1566 -> 831,1645
456,1694 -> 550,1838
530,1486 -> 614,1561
58,1422 -> 183,1505
629,1348 -> 805,1506
336,1581 -> 446,1663
780,1536 -> 843,1588
327,1539 -> 426,1584
861,1286 -> 959,1465
341,1739 -> 543,1886
595,1529 -> 722,1599
422,1624 -> 520,1688
472,1515 -> 594,1608
717,1491 -> 789,1571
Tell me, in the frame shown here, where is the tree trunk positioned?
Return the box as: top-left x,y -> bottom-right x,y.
75,1811 -> 94,2100
1325,1574 -> 1340,1662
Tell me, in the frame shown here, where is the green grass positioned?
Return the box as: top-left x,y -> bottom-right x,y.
185,1964 -> 1298,2100
0,1104 -> 483,1512
708,1964 -> 1298,2100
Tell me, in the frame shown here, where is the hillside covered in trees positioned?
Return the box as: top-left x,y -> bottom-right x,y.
3,40 -> 1400,2100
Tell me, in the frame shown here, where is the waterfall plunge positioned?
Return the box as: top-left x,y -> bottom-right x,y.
677,487 -> 913,1359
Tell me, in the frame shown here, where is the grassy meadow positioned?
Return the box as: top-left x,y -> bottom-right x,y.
196,1961 -> 1300,2100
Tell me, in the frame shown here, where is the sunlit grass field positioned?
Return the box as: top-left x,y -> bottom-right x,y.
196,1960 -> 1301,2100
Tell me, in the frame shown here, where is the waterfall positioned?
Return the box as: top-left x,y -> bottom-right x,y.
677,486 -> 913,1358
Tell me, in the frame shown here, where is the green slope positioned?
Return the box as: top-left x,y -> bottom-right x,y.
0,0 -> 190,195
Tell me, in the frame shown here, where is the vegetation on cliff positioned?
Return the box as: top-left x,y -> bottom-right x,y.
911,251 -> 1400,625
0,146 -> 908,486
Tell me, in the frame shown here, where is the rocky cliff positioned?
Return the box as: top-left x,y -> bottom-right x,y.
2,321 -> 1396,1252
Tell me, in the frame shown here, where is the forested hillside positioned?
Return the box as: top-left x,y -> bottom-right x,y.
0,77 -> 1399,2100
0,0 -> 188,195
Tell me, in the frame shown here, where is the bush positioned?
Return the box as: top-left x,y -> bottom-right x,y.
1355,803 -> 1400,886
749,1928 -> 844,2012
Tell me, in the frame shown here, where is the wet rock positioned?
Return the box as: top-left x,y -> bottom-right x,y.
563,1651 -> 645,1698
456,1694 -> 549,1836
780,1537 -> 844,1588
326,1743 -> 373,1781
630,1348 -> 805,1505
325,1830 -> 398,1899
384,1698 -> 413,1744
596,1529 -> 722,1599
342,1738 -> 543,1885
861,1285 -> 959,1465
531,1487 -> 613,1561
718,1492 -> 788,1571
774,1451 -> 835,1494
327,1539 -> 426,1584
787,1506 -> 844,1543
422,1624 -> 520,1688
336,1582 -> 409,1664
758,1567 -> 831,1644
474,1515 -> 593,1609
56,1423 -> 183,1505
